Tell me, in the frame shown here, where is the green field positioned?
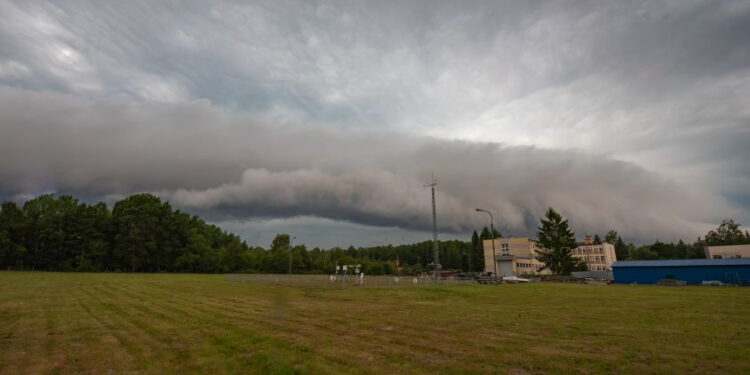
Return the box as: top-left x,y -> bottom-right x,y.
1,273 -> 748,374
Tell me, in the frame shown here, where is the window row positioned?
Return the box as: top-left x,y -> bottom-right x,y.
516,262 -> 542,270
577,255 -> 606,263
573,247 -> 605,255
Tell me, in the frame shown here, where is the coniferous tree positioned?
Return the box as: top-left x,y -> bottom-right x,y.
604,230 -> 618,244
614,236 -> 629,260
479,226 -> 501,240
535,208 -> 581,275
471,230 -> 481,271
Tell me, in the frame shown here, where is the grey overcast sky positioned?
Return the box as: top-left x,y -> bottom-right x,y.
1,0 -> 749,248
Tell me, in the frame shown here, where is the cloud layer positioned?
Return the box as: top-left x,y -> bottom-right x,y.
1,1 -> 749,246
0,87 -> 736,243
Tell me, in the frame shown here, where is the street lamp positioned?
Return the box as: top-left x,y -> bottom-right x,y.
475,208 -> 499,279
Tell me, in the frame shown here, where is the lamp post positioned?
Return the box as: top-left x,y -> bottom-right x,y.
475,208 -> 499,279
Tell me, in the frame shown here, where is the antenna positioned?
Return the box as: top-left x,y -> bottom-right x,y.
424,173 -> 441,280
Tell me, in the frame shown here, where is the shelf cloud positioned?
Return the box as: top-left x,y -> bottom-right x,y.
1,0 -> 749,246
0,87 -> 737,243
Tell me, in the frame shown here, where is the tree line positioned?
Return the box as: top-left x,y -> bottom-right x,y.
0,194 -> 250,272
0,194 -> 484,274
1,194 -> 747,274
610,219 -> 750,261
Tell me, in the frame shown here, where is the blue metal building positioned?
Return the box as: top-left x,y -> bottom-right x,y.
612,258 -> 750,285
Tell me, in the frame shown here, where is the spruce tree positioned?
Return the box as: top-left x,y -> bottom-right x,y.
471,230 -> 481,271
535,208 -> 580,275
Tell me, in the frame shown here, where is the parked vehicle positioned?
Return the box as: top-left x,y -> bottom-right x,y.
502,276 -> 530,283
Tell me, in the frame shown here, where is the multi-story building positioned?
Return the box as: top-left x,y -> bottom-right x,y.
572,236 -> 617,271
482,237 -> 550,277
705,244 -> 750,259
483,235 -> 617,276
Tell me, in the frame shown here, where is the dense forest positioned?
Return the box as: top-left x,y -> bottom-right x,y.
0,194 -> 486,273
1,194 -> 748,273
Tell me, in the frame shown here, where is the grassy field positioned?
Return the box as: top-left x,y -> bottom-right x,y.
1,273 -> 748,374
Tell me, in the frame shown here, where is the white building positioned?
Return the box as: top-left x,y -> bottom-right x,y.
572,236 -> 617,271
705,244 -> 750,259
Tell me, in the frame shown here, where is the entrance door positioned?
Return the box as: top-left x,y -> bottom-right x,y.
498,261 -> 514,277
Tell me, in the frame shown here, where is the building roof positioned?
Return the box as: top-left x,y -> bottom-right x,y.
495,255 -> 516,261
495,255 -> 535,261
706,244 -> 750,250
612,258 -> 750,268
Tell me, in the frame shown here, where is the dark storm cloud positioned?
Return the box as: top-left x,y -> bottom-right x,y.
0,87 -> 735,242
1,1 -> 749,244
3,1 -> 749,122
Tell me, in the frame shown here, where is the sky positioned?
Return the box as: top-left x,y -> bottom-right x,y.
1,0 -> 749,248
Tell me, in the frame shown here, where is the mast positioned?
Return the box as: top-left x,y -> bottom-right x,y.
424,174 -> 441,279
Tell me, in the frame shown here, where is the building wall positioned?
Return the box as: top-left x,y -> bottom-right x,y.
572,243 -> 617,271
482,237 -> 549,276
705,244 -> 750,259
482,237 -> 619,276
483,237 -> 543,258
613,265 -> 750,284
511,257 -> 546,275
482,239 -> 499,274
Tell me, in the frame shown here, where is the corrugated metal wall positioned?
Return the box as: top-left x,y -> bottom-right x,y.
613,265 -> 750,285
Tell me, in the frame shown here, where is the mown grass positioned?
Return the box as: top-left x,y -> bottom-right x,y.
0,272 -> 748,374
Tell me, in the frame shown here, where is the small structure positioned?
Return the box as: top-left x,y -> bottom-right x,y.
612,258 -> 750,285
705,244 -> 750,259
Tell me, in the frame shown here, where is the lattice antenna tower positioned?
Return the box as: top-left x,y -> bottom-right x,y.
424,173 -> 441,279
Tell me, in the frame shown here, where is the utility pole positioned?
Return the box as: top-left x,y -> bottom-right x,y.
476,208 -> 499,280
425,175 -> 441,281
